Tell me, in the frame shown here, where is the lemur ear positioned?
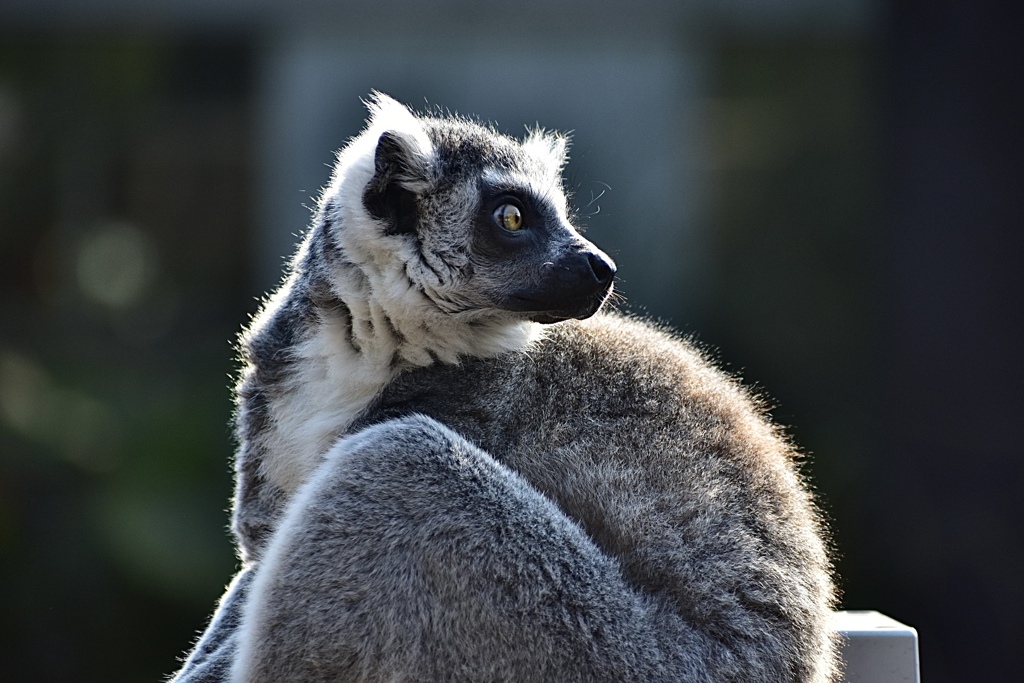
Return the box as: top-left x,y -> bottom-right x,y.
524,129 -> 570,176
374,130 -> 427,183
363,131 -> 426,236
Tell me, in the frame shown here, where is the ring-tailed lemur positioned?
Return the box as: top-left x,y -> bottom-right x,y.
169,93 -> 837,683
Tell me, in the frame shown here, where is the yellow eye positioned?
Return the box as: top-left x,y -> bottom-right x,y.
494,203 -> 524,231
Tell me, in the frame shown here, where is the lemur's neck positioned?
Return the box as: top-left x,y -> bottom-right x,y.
253,254 -> 540,495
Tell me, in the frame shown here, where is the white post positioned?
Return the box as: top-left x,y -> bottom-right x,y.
833,611 -> 920,683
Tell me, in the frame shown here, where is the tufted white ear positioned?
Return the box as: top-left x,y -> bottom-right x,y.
364,91 -> 434,165
320,92 -> 436,234
523,128 -> 570,176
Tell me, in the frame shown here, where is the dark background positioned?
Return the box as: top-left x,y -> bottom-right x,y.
0,1 -> 1020,681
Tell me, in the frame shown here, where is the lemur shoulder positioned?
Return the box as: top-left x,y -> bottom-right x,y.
170,93 -> 837,683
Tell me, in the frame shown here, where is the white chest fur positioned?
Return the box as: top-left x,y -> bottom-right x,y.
257,311 -> 399,494
256,300 -> 543,495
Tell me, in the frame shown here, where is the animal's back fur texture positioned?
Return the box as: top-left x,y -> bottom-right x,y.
354,313 -> 835,680
169,94 -> 836,683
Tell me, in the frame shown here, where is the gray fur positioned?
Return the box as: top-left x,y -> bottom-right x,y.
169,94 -> 836,682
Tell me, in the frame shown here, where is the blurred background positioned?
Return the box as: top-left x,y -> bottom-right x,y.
0,1 -> 1020,681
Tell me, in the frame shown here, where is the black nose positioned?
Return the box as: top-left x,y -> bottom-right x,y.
587,251 -> 616,287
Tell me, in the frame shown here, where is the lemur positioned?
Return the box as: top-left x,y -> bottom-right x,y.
169,93 -> 837,683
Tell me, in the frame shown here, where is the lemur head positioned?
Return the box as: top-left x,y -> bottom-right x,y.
312,93 -> 615,347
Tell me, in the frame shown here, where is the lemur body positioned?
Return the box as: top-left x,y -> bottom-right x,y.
170,94 -> 837,683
